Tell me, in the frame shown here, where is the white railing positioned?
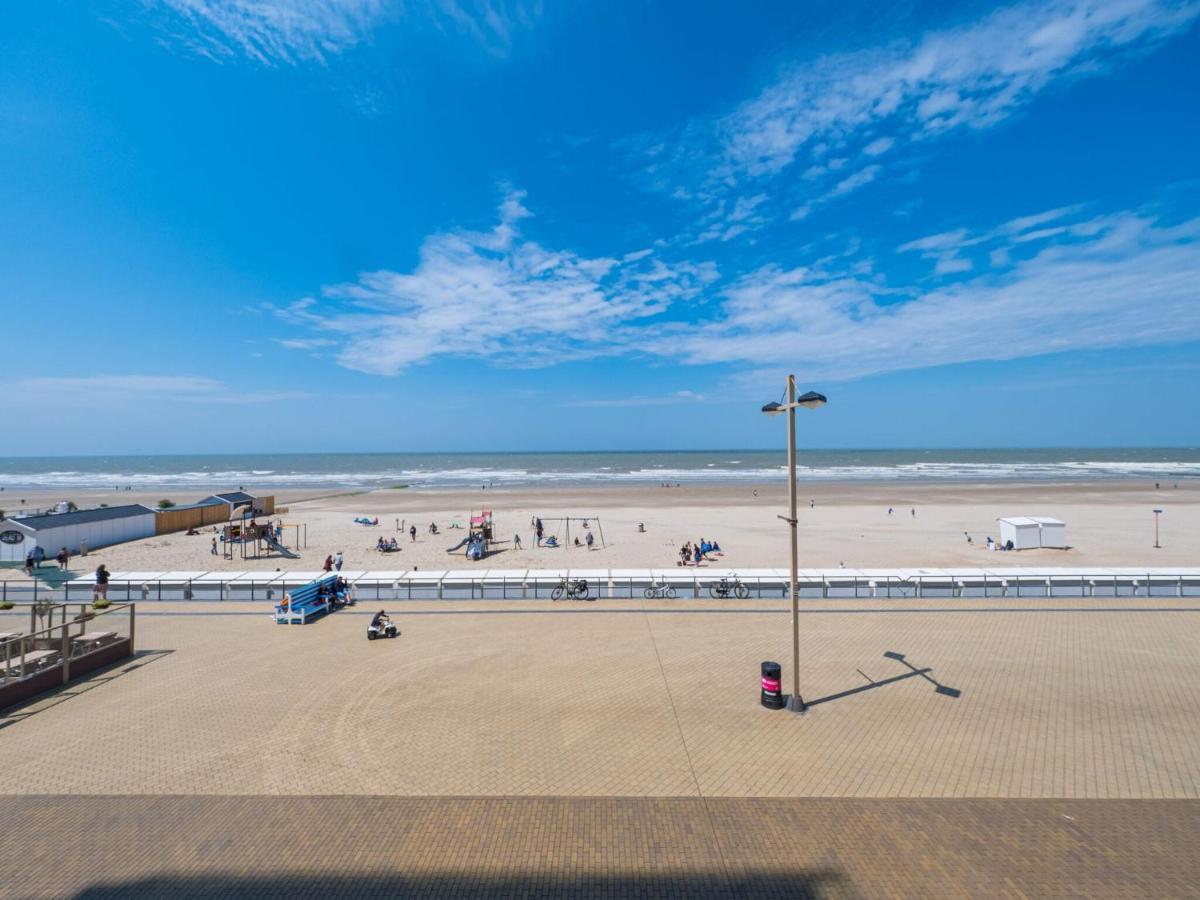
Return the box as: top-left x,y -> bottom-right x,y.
2,567 -> 1197,603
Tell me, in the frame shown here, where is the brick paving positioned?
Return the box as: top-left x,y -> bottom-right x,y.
2,598 -> 1200,896
2,796 -> 1198,898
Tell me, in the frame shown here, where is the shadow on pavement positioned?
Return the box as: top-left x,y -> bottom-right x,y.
0,649 -> 173,729
73,870 -> 857,900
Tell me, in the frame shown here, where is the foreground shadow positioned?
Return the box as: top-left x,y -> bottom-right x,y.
0,649 -> 173,729
803,650 -> 961,708
74,870 -> 858,900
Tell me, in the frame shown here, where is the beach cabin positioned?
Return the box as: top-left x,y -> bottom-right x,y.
0,505 -> 157,562
1031,516 -> 1068,549
196,491 -> 273,518
996,517 -> 1042,551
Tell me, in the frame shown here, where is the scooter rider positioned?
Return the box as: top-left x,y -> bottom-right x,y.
372,609 -> 390,629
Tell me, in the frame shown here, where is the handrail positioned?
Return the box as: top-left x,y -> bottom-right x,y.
1,602 -> 134,688
3,569 -> 1197,603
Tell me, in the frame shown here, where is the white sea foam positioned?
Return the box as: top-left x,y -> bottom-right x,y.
0,458 -> 1196,490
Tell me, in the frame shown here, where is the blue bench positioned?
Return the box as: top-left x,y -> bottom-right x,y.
274,575 -> 348,624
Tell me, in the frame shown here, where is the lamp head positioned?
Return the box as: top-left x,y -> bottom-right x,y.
796,391 -> 828,409
761,401 -> 785,416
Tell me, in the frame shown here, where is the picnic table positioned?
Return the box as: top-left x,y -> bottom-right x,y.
72,631 -> 117,652
1,648 -> 60,677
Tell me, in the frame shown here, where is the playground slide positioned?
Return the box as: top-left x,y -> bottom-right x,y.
445,537 -> 471,553
263,533 -> 301,560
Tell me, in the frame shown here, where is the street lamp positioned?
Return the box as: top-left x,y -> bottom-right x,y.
761,376 -> 827,712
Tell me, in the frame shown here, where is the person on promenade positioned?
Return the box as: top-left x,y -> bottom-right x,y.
322,555 -> 333,573
56,547 -> 69,571
93,564 -> 110,602
334,551 -> 344,572
24,553 -> 34,576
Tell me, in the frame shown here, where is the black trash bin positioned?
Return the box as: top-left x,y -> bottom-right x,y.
761,660 -> 784,709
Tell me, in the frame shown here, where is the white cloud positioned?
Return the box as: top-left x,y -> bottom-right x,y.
282,190 -> 1200,384
720,0 -> 1199,181
629,0 -> 1197,228
154,0 -> 543,63
15,375 -> 310,404
155,0 -> 391,63
670,209 -> 1200,381
828,164 -> 882,198
565,391 -> 706,409
863,137 -> 895,156
280,189 -> 718,373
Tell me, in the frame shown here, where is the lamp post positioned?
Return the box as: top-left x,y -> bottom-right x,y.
1153,509 -> 1162,549
762,377 -> 827,713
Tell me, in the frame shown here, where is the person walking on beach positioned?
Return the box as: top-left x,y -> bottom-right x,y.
535,518 -> 544,546
409,525 -> 417,542
93,564 -> 110,602
323,555 -> 333,573
514,533 -> 522,550
585,531 -> 594,550
211,536 -> 218,556
334,551 -> 344,572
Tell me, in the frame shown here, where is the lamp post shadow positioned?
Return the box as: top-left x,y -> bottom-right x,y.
802,651 -> 961,709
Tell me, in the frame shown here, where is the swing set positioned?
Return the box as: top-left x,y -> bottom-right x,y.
538,516 -> 606,550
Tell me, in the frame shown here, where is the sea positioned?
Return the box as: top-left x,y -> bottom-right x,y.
0,449 -> 1197,491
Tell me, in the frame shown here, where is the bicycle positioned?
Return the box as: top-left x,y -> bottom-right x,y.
551,578 -> 590,601
708,578 -> 749,599
643,583 -> 677,599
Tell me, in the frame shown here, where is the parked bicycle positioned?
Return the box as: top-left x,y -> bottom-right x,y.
551,578 -> 590,601
643,583 -> 677,599
708,578 -> 749,599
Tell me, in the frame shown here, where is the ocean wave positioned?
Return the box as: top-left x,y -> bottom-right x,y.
0,458 -> 1196,490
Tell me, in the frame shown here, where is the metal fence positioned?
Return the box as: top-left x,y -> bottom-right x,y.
2,569 -> 1198,604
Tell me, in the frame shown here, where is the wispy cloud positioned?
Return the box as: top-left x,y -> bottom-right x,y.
15,375 -> 310,404
564,391 -> 705,409
628,0 -> 1199,232
282,185 -> 1200,385
152,0 -> 543,64
898,204 -> 1087,274
277,189 -> 718,373
672,209 -> 1200,381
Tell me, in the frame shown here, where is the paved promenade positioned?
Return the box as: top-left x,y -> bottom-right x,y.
3,597 -> 1200,897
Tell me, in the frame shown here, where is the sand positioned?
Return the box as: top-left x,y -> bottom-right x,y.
3,480 -> 1194,579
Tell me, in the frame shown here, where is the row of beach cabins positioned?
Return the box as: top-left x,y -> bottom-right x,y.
0,492 -> 274,563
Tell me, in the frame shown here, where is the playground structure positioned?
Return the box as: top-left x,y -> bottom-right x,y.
222,518 -> 306,561
447,510 -> 493,560
538,516 -> 606,550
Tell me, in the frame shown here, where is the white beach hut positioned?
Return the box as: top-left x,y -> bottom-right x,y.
1032,517 -> 1068,549
1,504 -> 156,562
997,517 -> 1042,551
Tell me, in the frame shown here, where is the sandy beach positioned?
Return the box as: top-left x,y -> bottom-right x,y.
3,480 -> 1193,578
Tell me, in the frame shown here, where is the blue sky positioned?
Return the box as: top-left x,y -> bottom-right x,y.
2,0 -> 1199,454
